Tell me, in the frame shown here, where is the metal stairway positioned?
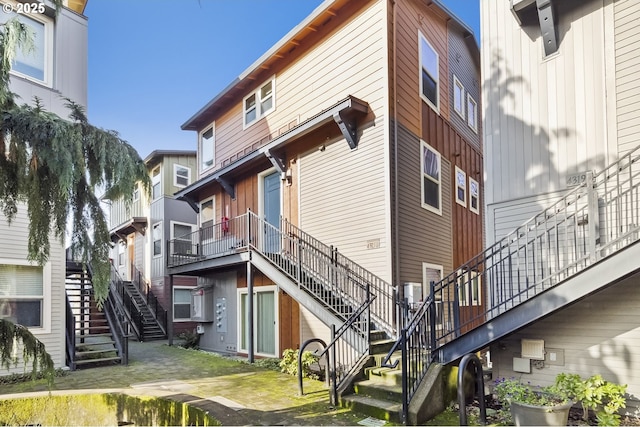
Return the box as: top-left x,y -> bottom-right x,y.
389,144 -> 640,423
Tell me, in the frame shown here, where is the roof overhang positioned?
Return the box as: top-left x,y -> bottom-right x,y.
175,95 -> 369,209
110,217 -> 147,242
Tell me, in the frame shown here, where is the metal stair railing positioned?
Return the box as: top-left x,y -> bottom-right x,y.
393,144 -> 640,423
110,263 -> 145,341
131,265 -> 167,337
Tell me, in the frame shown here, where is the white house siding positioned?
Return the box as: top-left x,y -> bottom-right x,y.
481,0 -> 614,240
0,207 -> 66,372
489,272 -> 640,412
615,0 -> 640,155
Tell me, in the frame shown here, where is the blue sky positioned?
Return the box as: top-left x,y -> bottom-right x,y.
85,1 -> 480,159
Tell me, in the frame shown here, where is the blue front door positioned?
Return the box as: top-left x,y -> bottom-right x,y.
263,171 -> 281,252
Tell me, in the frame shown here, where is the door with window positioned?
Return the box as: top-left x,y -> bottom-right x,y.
261,171 -> 281,253
238,287 -> 277,357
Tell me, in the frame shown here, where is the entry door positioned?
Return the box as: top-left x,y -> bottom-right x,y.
239,287 -> 277,357
263,171 -> 281,252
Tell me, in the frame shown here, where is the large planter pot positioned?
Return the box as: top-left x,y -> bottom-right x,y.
510,400 -> 573,426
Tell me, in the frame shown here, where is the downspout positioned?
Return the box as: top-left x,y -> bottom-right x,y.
393,0 -> 400,297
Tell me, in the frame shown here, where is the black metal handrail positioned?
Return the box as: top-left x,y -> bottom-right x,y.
64,296 -> 76,371
131,265 -> 167,336
104,278 -> 129,365
110,264 -> 144,341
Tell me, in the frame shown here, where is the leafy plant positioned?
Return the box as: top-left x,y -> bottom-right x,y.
176,330 -> 200,349
279,348 -> 320,380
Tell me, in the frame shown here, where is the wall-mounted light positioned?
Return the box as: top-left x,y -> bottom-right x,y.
284,168 -> 293,186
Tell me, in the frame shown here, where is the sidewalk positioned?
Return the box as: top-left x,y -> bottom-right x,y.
0,340 -> 373,426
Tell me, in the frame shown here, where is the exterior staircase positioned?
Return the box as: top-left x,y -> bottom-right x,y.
123,280 -> 166,341
65,261 -> 123,369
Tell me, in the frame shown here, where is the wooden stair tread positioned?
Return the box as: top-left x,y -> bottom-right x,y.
74,356 -> 121,365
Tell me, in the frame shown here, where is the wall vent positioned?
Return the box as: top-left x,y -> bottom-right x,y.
521,339 -> 545,360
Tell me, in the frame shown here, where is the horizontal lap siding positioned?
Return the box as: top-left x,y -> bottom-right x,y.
490,273 -> 640,411
615,0 -> 640,154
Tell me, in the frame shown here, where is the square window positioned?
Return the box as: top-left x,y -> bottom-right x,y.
172,222 -> 194,254
421,141 -> 441,215
174,164 -> 190,188
467,94 -> 478,133
0,12 -> 51,85
455,166 -> 466,207
453,76 -> 465,119
0,264 -> 44,328
174,288 -> 192,321
200,126 -> 214,171
469,177 -> 480,215
243,77 -> 276,128
419,33 -> 439,111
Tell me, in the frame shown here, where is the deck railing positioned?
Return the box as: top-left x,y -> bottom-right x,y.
393,145 -> 640,422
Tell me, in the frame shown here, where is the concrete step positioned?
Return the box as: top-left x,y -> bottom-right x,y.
364,366 -> 403,387
353,378 -> 403,402
340,394 -> 402,424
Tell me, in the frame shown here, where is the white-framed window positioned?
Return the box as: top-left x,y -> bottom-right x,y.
243,77 -> 276,128
151,166 -> 161,200
174,164 -> 191,188
469,176 -> 480,215
118,241 -> 125,266
170,221 -> 195,255
457,269 -> 482,306
200,125 -> 214,172
419,32 -> 439,112
152,222 -> 162,258
132,183 -> 140,202
0,261 -> 50,330
420,140 -> 441,215
455,166 -> 467,207
200,197 -> 214,230
0,7 -> 53,86
173,287 -> 193,321
467,94 -> 478,133
423,263 -> 443,328
237,285 -> 278,357
453,75 -> 465,119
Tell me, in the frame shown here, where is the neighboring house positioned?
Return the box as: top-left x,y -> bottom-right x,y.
0,0 -> 88,373
106,150 -> 198,336
482,0 -> 640,409
168,0 -> 482,360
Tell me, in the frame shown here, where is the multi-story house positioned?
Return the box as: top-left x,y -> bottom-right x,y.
0,0 -> 88,372
167,0 -> 482,372
107,150 -> 198,336
481,0 -> 640,412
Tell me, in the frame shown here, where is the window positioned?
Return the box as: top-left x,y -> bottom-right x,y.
458,269 -> 482,306
152,222 -> 162,257
453,75 -> 465,119
420,141 -> 441,215
455,166 -> 467,207
151,166 -> 161,200
467,94 -> 478,133
0,264 -> 44,328
419,32 -> 439,111
173,288 -> 193,321
238,286 -> 277,357
174,164 -> 190,188
171,222 -> 194,255
423,263 -> 443,328
118,242 -> 125,266
243,78 -> 276,128
469,177 -> 480,215
132,184 -> 140,202
200,126 -> 214,171
200,198 -> 214,230
0,10 -> 52,85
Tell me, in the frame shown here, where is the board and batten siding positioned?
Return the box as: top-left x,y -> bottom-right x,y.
0,206 -> 66,372
481,0 -> 613,210
615,0 -> 640,155
208,0 -> 386,178
490,272 -> 640,412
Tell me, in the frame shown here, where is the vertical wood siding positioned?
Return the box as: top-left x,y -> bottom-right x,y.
615,0 -> 640,154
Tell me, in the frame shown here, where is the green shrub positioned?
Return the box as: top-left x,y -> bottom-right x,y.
176,330 -> 200,349
279,349 -> 320,380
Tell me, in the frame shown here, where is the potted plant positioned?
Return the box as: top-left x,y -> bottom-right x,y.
494,377 -> 573,426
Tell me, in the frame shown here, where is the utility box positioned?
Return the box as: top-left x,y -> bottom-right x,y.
191,286 -> 214,322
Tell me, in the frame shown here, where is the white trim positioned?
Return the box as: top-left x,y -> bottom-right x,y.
199,123 -> 215,174
0,258 -> 51,333
169,220 -> 196,240
457,269 -> 482,306
422,262 -> 443,329
469,176 -> 480,215
199,196 -> 215,229
236,285 -> 279,358
455,166 -> 467,207
173,286 -> 195,322
418,31 -> 439,114
132,183 -> 140,202
453,75 -> 465,120
151,165 -> 162,201
257,167 -> 281,220
243,76 -> 276,129
173,163 -> 191,188
467,94 -> 478,133
152,221 -> 163,258
420,140 -> 442,215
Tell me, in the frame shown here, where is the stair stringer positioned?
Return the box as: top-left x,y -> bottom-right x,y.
436,239 -> 640,365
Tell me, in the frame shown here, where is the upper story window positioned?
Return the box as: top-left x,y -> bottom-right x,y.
200,198 -> 214,230
132,183 -> 140,202
152,222 -> 162,257
469,176 -> 480,215
467,94 -> 478,133
0,8 -> 53,85
455,166 -> 466,207
200,125 -> 214,172
420,140 -> 441,215
243,78 -> 275,128
453,75 -> 465,119
0,263 -> 44,328
151,166 -> 161,200
174,164 -> 190,188
419,32 -> 439,112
